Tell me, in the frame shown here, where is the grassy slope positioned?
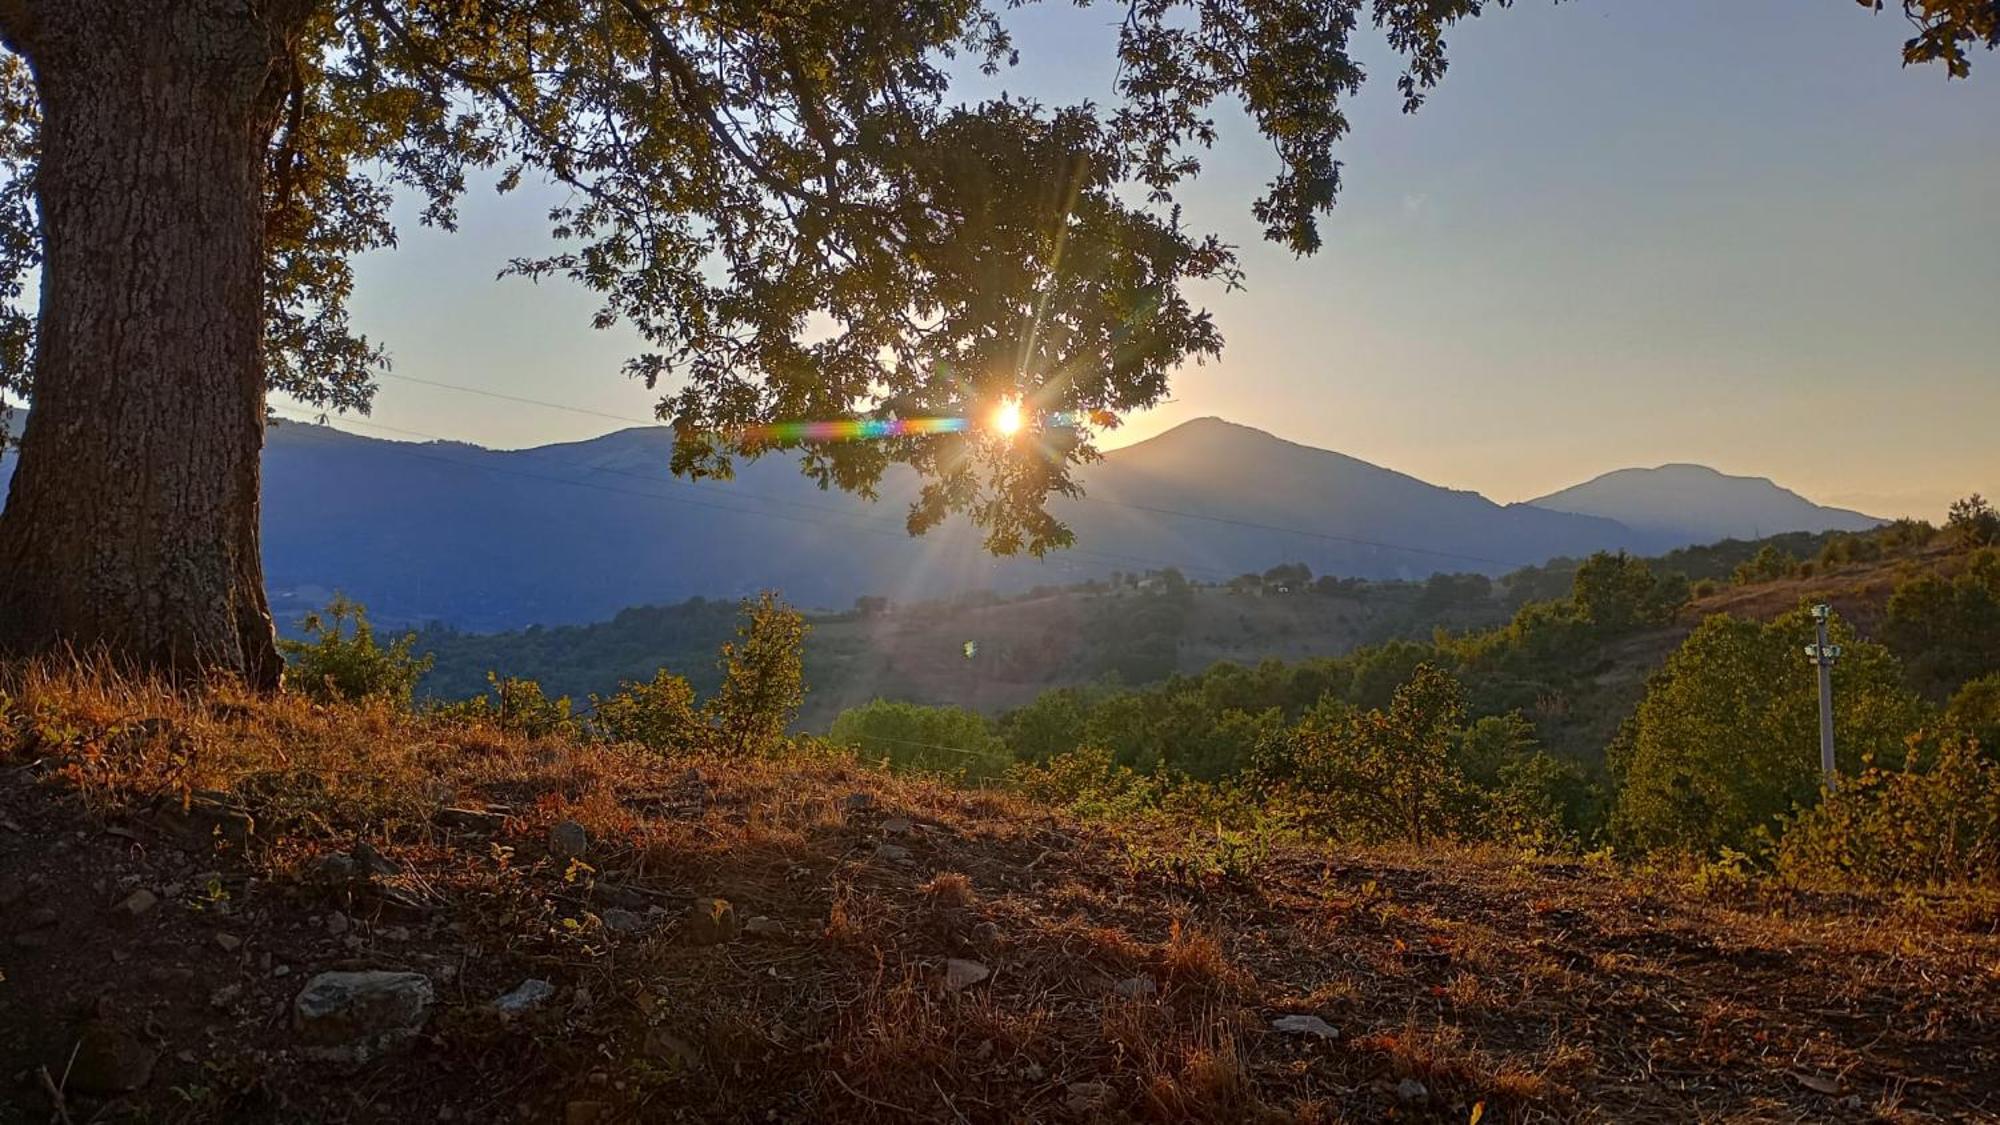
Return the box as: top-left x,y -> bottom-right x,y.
2,669 -> 1994,1123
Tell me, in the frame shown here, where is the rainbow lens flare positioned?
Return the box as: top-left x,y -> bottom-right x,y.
731,416 -> 971,444
725,409 -> 1088,446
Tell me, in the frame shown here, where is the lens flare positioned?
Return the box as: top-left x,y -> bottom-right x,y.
990,398 -> 1024,438
716,404 -> 1089,447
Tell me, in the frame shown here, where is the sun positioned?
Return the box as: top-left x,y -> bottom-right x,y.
990,397 -> 1024,438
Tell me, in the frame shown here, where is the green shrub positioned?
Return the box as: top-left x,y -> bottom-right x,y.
1255,663 -> 1474,846
1882,549 -> 2000,698
490,674 -> 577,738
1776,734 -> 2000,890
829,699 -> 1011,780
1945,672 -> 2000,756
1732,545 -> 1799,586
280,595 -> 432,706
1610,607 -> 1929,856
1010,744 -> 1164,820
591,669 -> 704,752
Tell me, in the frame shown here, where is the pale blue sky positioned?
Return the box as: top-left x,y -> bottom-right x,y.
301,0 -> 2000,520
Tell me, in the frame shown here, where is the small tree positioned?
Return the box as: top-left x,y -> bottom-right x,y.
1732,545 -> 1800,586
1947,494 -> 2000,550
1611,607 -> 1930,855
1945,672 -> 2000,757
592,669 -> 704,753
1260,664 -> 1471,845
279,595 -> 432,706
1571,551 -> 1687,633
706,593 -> 808,756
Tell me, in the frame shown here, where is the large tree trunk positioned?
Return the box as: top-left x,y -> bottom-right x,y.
0,1 -> 300,687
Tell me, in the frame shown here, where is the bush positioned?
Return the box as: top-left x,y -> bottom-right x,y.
1255,664 -> 1473,846
1610,607 -> 1930,856
591,669 -> 704,752
490,674 -> 577,738
1010,744 -> 1165,820
1776,734 -> 2000,890
280,595 -> 433,706
1881,549 -> 2000,698
1732,545 -> 1799,586
829,699 -> 1011,780
1945,672 -> 2000,757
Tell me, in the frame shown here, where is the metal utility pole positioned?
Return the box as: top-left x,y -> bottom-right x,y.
1804,604 -> 1843,792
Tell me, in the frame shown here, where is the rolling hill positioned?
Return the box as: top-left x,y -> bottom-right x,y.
1529,463 -> 1881,544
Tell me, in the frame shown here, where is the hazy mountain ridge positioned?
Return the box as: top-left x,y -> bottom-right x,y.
1529,462 -> 1882,544
1,413 -> 1878,631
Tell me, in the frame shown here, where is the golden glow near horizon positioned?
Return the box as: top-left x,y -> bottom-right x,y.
990,397 -> 1024,439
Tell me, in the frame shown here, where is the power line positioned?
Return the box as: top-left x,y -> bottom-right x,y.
379,372 -> 665,427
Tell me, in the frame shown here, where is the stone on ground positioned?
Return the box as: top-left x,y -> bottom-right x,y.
548,819 -> 589,860
293,970 -> 435,1058
1271,1013 -> 1339,1040
943,958 -> 990,991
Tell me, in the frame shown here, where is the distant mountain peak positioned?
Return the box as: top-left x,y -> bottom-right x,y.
1530,463 -> 1880,543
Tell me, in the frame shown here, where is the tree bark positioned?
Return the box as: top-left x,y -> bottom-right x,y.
0,1 -> 301,687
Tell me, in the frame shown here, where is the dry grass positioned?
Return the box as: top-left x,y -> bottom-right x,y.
1,662 -> 1996,1122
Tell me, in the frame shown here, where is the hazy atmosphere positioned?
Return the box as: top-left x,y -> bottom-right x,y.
312,0 -> 1997,519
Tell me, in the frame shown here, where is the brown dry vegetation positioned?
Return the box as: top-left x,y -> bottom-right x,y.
1,664 -> 1996,1123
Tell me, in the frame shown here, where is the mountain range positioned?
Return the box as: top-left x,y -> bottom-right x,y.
0,413 -> 1880,631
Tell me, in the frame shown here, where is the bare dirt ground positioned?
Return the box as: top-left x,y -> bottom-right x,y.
1,671 -> 1995,1123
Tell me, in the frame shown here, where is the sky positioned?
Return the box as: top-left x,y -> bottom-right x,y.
299,0 -> 2000,521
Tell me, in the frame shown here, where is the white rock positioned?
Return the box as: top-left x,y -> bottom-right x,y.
293,970 -> 434,1057
1272,1014 -> 1339,1040
943,958 -> 990,991
493,978 -> 557,1017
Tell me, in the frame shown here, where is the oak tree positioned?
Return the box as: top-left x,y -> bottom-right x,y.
0,1 -> 1988,685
